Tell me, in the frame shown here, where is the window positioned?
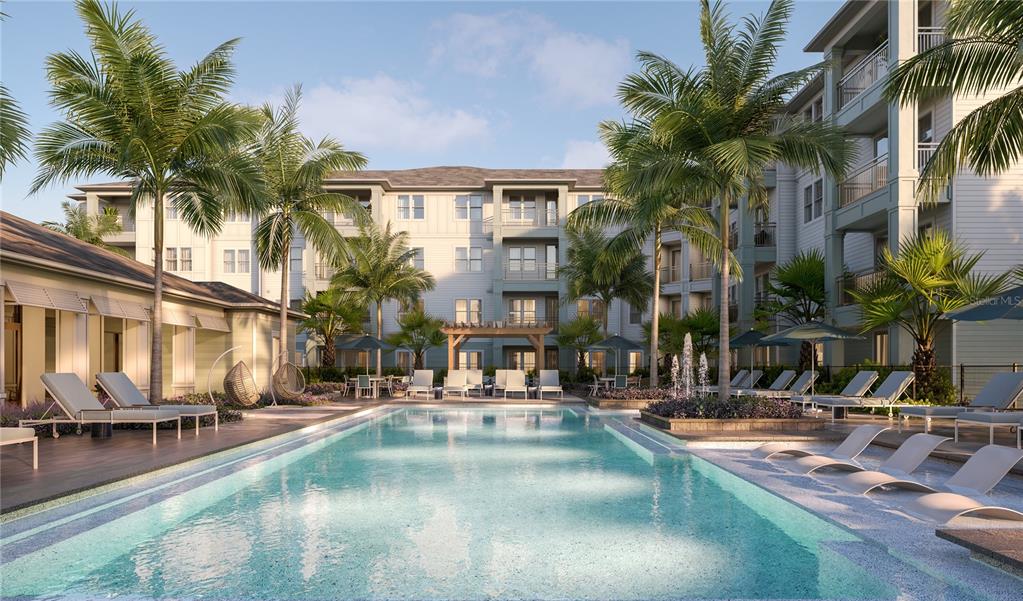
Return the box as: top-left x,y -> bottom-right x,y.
507,247 -> 536,274
545,199 -> 558,225
803,185 -> 814,223
397,194 -> 425,220
628,351 -> 643,374
545,245 -> 558,279
670,299 -> 683,318
455,299 -> 482,324
629,302 -> 643,325
918,112 -> 933,143
289,247 -> 302,274
575,194 -> 603,211
813,97 -> 823,122
179,248 -> 192,271
410,247 -> 425,270
165,201 -> 178,220
507,195 -> 536,221
509,299 -> 536,324
873,331 -> 889,365
508,351 -> 536,372
459,351 -> 482,370
813,179 -> 823,219
584,351 -> 605,375
223,249 -> 236,274
44,309 -> 56,373
455,247 -> 482,272
454,195 -> 483,221
873,134 -> 889,158
576,299 -> 605,323
238,249 -> 250,273
165,247 -> 178,271
165,247 -> 191,271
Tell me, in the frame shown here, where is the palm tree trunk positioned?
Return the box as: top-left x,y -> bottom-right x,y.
913,338 -> 937,401
376,302 -> 384,376
149,190 -> 165,405
322,335 -> 336,368
279,253 -> 290,375
650,226 -> 662,388
718,192 -> 731,398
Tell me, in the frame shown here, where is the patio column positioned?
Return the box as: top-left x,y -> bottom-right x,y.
448,334 -> 456,371
529,334 -> 544,371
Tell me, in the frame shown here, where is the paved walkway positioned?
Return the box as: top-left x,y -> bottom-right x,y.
0,401 -> 380,514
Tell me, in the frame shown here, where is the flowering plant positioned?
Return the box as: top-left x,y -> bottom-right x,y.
646,396 -> 803,419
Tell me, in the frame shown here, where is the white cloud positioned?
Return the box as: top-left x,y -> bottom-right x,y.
274,75 -> 490,153
561,139 -> 610,168
431,11 -> 631,108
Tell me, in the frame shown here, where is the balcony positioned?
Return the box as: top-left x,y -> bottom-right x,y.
838,42 -> 888,110
314,263 -> 336,280
501,208 -> 559,228
917,27 -> 945,53
753,223 -> 776,247
690,262 -> 713,281
504,261 -> 558,281
837,269 -> 884,305
659,265 -> 683,284
917,142 -> 939,171
839,154 -> 888,208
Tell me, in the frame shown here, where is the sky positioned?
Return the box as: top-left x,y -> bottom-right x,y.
1,0 -> 842,223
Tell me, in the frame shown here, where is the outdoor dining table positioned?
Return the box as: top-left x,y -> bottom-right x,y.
599,377 -> 616,389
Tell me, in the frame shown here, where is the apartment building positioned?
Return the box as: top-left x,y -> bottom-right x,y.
74,168 -> 650,373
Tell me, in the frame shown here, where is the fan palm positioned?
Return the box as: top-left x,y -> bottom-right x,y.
387,309 -> 446,370
602,0 -> 853,396
31,0 -> 262,402
299,288 -> 366,368
753,249 -> 827,370
884,0 -> 1023,202
555,316 -> 603,372
560,226 -> 654,336
0,10 -> 29,178
41,200 -> 131,256
331,222 -> 436,375
251,85 -> 368,366
849,230 -> 1011,400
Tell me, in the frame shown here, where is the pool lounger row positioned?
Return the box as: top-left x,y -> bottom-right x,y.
755,424 -> 1023,524
18,372 -> 217,445
899,372 -> 1023,444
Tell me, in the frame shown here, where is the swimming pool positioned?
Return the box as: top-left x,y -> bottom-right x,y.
1,407 -> 895,600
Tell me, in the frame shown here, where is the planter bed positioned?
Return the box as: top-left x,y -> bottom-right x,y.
640,411 -> 825,433
586,398 -> 659,410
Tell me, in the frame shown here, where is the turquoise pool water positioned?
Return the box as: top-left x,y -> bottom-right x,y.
1,408 -> 894,600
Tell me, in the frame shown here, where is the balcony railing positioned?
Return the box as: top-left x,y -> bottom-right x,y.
754,222 -> 776,247
753,292 -> 774,306
690,262 -> 713,281
837,269 -> 885,305
917,27 -> 945,53
314,263 -> 336,280
501,209 -> 559,227
728,230 -> 738,250
838,41 -> 888,109
504,261 -> 558,281
839,154 -> 889,208
917,142 -> 939,171
659,265 -> 683,284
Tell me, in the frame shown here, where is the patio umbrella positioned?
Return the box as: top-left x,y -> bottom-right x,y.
336,334 -> 397,374
588,335 -> 643,376
761,321 -> 864,395
729,329 -> 793,375
946,285 -> 1023,321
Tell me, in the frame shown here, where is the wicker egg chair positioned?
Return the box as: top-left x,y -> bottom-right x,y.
224,361 -> 261,407
272,361 -> 306,401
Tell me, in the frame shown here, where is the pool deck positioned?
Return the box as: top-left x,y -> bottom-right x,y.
936,528 -> 1023,577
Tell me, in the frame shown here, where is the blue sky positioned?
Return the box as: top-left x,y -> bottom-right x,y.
1,0 -> 842,223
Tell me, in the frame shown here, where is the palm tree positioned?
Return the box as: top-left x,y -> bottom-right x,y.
753,250 -> 826,370
387,309 -> 445,370
250,86 -> 368,367
602,0 -> 853,396
42,200 -> 130,256
331,222 -> 436,375
0,10 -> 29,179
849,230 -> 1011,400
32,0 -> 262,403
555,316 -> 603,372
299,288 -> 366,368
643,308 -> 720,372
560,226 -> 654,335
884,0 -> 1023,202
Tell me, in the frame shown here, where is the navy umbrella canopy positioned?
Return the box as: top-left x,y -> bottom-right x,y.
336,335 -> 399,374
729,329 -> 793,374
588,335 -> 643,376
762,321 -> 863,395
946,285 -> 1023,321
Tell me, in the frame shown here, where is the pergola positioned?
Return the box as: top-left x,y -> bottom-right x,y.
440,321 -> 554,371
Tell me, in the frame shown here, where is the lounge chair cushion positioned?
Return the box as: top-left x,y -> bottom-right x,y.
901,406 -> 967,417
79,409 -> 179,421
968,372 -> 1023,409
0,428 -> 37,442
96,372 -> 149,407
956,411 -> 1023,425
156,404 -> 218,415
40,373 -> 108,415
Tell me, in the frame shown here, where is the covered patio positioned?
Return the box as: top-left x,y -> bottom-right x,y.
440,321 -> 553,371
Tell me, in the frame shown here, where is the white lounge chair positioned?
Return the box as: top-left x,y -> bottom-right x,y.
813,371 -> 916,421
871,445 -> 1023,524
789,370 -> 879,412
955,411 -> 1023,448
443,369 -> 470,400
97,372 -> 218,436
733,370 -> 795,397
754,424 -> 890,473
493,370 -> 508,397
705,369 -> 750,393
407,370 -> 434,399
23,373 -> 181,445
466,369 -> 484,397
0,427 -> 38,469
747,370 -> 818,399
900,372 -> 1023,433
827,433 -> 952,494
504,370 -> 528,399
537,370 -> 563,400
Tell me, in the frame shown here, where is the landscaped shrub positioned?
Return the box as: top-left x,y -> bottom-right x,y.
646,396 -> 803,419
0,401 -> 79,436
593,387 -> 671,400
162,392 -> 243,424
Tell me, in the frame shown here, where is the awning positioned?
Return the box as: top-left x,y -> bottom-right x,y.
4,280 -> 88,313
91,296 -> 152,322
195,313 -> 230,332
162,309 -> 196,328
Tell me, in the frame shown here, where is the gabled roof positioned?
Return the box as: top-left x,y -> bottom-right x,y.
0,211 -> 298,317
326,166 -> 606,190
